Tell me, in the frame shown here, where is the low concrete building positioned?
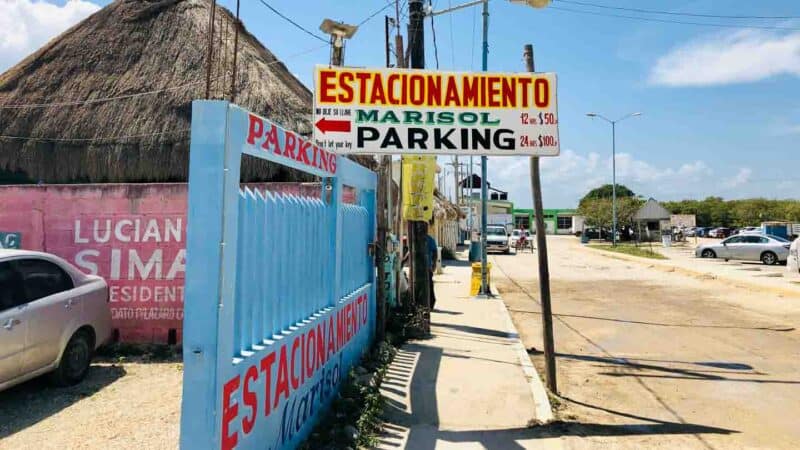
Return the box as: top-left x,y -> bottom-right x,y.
634,198 -> 672,241
513,208 -> 585,235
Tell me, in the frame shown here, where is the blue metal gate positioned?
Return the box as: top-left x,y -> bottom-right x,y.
180,101 -> 376,450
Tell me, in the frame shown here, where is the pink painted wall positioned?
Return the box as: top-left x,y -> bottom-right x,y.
0,183 -> 347,343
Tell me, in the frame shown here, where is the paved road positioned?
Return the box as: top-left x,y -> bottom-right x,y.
492,236 -> 800,449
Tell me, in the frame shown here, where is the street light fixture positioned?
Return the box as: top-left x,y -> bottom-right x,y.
319,19 -> 358,66
585,111 -> 643,247
427,0 -> 550,297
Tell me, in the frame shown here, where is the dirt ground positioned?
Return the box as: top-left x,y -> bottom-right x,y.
493,236 -> 800,449
0,358 -> 181,449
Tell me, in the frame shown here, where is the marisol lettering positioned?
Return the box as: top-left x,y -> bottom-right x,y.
220,293 -> 369,450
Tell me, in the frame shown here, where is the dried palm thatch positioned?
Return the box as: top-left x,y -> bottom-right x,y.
433,189 -> 463,221
0,0 -> 373,183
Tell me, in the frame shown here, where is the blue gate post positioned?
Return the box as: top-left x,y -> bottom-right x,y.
181,101 -> 242,446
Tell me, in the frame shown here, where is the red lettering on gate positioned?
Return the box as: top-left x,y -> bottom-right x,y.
247,115 -> 263,145
242,366 -> 258,434
259,352 -> 277,417
284,132 -> 297,159
274,345 -> 290,410
290,337 -> 301,390
221,376 -> 240,450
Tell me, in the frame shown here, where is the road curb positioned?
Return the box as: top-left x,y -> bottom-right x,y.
491,291 -> 555,424
584,245 -> 800,298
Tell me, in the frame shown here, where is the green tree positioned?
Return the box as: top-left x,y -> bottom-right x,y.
579,184 -> 636,209
578,197 -> 644,229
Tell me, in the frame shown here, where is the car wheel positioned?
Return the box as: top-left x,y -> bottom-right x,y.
51,329 -> 93,386
761,251 -> 778,266
701,249 -> 716,258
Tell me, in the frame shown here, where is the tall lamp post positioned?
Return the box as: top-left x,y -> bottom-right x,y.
427,0 -> 551,296
585,112 -> 642,247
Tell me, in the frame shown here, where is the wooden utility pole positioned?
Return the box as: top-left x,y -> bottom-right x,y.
373,15 -> 396,342
204,0 -> 217,99
524,43 -> 557,395
408,0 -> 430,333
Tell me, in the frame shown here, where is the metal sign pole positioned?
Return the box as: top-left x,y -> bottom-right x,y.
479,0 -> 490,297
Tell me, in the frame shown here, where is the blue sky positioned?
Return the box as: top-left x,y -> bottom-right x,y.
1,0 -> 798,208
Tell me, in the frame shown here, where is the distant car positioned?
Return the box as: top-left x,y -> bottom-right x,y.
696,234 -> 791,265
0,250 -> 112,392
694,227 -> 711,237
708,227 -> 732,238
685,227 -> 698,237
580,228 -> 606,240
788,237 -> 799,275
737,226 -> 762,235
509,229 -> 530,248
485,225 -> 510,254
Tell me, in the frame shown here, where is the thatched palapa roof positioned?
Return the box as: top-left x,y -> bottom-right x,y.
0,0 -> 369,183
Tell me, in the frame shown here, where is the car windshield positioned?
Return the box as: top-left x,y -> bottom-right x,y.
512,230 -> 520,236
487,228 -> 506,236
767,235 -> 790,243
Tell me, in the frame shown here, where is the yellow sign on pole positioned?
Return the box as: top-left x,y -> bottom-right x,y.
401,155 -> 436,221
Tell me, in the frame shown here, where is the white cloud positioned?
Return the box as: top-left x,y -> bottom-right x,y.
0,0 -> 100,73
484,151 -> 716,208
649,29 -> 800,86
723,168 -> 753,188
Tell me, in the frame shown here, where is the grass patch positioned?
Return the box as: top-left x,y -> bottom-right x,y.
588,244 -> 668,260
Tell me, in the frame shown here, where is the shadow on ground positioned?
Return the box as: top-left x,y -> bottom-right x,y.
0,364 -> 126,439
380,342 -> 737,450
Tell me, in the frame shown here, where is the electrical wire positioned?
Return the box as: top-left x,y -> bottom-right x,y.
0,129 -> 190,143
470,5 -> 476,70
358,1 -> 396,27
0,44 -> 327,110
554,0 -> 800,20
548,6 -> 800,31
447,0 -> 455,69
430,0 -> 440,69
256,0 -> 327,42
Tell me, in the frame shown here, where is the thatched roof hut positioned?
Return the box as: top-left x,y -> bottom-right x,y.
0,0 -> 370,183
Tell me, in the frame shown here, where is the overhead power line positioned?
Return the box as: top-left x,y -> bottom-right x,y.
430,0 -> 440,69
548,6 -> 800,31
0,44 -> 327,110
0,129 -> 190,143
554,0 -> 800,20
256,0 -> 327,42
359,1 -> 396,27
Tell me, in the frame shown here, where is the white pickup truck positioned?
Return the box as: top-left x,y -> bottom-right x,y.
485,225 -> 510,254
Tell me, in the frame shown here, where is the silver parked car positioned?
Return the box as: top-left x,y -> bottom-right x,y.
0,250 -> 112,392
696,234 -> 791,265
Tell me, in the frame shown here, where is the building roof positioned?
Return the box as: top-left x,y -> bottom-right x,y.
0,0 -> 373,183
634,198 -> 671,221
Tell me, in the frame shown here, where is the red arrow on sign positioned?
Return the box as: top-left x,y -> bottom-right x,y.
315,117 -> 351,134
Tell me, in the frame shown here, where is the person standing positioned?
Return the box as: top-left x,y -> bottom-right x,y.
426,227 -> 438,310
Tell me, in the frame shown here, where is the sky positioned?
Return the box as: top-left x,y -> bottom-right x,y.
1,0 -> 798,208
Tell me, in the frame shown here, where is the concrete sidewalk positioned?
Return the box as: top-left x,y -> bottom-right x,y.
376,257 -> 560,450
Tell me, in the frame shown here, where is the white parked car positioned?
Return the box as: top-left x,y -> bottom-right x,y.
0,250 -> 112,392
696,234 -> 791,265
789,237 -> 799,276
